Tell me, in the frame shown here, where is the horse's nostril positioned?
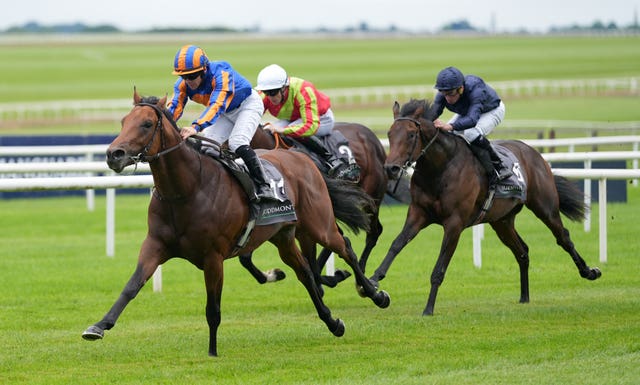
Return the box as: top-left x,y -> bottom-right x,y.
107,149 -> 125,161
384,164 -> 402,179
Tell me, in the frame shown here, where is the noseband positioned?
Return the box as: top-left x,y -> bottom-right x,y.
130,103 -> 185,163
393,117 -> 439,168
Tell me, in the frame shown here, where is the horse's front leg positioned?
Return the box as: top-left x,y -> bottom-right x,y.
238,253 -> 286,284
82,238 -> 163,341
370,204 -> 428,285
423,221 -> 463,316
203,253 -> 225,357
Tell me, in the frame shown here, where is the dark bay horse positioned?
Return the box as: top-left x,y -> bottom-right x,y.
370,99 -> 601,316
81,91 -> 389,356
242,123 -> 388,286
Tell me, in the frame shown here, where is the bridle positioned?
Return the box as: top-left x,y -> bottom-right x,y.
130,103 -> 185,164
393,116 -> 439,169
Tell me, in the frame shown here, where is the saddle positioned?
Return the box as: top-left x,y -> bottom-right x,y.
189,139 -> 297,249
471,143 -> 527,224
278,132 -> 361,182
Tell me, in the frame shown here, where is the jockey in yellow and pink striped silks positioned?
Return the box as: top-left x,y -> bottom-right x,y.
260,77 -> 332,138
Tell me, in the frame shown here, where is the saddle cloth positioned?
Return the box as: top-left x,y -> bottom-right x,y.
202,146 -> 297,226
493,144 -> 527,201
245,159 -> 297,226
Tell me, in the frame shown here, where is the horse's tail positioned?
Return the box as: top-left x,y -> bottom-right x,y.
322,175 -> 375,234
554,175 -> 588,222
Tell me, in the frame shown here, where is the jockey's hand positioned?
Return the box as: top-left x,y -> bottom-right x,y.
434,119 -> 453,131
263,123 -> 286,134
180,126 -> 197,139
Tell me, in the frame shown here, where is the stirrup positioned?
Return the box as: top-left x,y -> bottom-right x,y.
497,167 -> 513,180
255,184 -> 277,202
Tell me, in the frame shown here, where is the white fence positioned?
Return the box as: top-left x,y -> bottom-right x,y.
1,136 -> 640,291
1,77 -> 638,123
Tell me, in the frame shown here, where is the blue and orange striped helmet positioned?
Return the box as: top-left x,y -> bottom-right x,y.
172,45 -> 209,75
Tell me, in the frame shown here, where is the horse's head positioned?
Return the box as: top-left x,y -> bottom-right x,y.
384,99 -> 434,180
107,89 -> 179,173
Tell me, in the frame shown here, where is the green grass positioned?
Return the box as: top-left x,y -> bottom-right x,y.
0,186 -> 638,384
2,34 -> 639,102
1,34 -> 639,137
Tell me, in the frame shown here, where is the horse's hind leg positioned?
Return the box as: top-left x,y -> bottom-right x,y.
316,247 -> 352,288
238,253 -> 286,284
358,214 -> 384,273
272,229 -> 345,337
489,216 -> 531,303
529,201 -> 602,280
324,232 -> 390,309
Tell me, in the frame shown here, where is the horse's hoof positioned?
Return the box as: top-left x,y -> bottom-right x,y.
265,268 -> 286,282
333,269 -> 351,283
356,284 -> 367,298
590,267 -> 602,280
373,290 -> 391,309
331,318 -> 345,337
82,325 -> 104,341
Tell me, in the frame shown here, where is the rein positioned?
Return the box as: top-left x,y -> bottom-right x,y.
394,117 -> 439,168
131,103 -> 185,163
273,133 -> 292,150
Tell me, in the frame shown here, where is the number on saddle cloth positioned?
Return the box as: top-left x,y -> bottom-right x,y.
323,131 -> 355,165
492,144 -> 527,200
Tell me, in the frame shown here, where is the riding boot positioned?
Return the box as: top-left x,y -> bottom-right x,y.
472,136 -> 513,181
303,136 -> 344,176
469,137 -> 499,188
235,145 -> 277,202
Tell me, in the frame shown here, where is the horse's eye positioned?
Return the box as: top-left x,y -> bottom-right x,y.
142,120 -> 154,129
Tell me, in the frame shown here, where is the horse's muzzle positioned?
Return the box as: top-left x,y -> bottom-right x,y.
384,163 -> 403,180
106,147 -> 131,173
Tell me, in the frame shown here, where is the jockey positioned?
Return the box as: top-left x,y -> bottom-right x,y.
167,44 -> 276,202
431,66 -> 512,187
255,64 -> 344,176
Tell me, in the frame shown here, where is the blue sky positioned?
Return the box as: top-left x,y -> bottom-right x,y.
2,0 -> 637,33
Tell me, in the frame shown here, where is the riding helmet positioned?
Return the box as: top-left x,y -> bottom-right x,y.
255,64 -> 290,91
172,45 -> 209,75
434,66 -> 465,91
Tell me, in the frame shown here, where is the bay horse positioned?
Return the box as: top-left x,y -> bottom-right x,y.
370,99 -> 601,316
242,123 -> 388,286
81,90 -> 390,356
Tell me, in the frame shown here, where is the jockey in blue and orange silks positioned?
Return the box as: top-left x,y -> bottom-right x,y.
167,44 -> 276,202
255,64 -> 344,176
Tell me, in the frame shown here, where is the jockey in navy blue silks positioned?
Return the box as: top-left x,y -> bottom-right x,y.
431,66 -> 512,187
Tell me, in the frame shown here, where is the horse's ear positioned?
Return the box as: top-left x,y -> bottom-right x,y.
158,94 -> 167,109
133,86 -> 141,105
413,103 -> 425,119
393,101 -> 400,118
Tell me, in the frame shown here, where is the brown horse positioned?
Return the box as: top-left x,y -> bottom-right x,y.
242,123 -> 388,286
81,91 -> 390,356
370,99 -> 601,316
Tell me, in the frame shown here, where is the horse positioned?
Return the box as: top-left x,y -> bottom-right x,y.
369,99 -> 601,316
81,90 -> 390,357
241,122 -> 388,287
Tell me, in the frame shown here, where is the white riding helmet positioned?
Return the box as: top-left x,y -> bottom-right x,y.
256,64 -> 289,90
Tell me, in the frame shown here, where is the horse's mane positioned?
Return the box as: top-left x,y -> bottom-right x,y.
399,99 -> 437,121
